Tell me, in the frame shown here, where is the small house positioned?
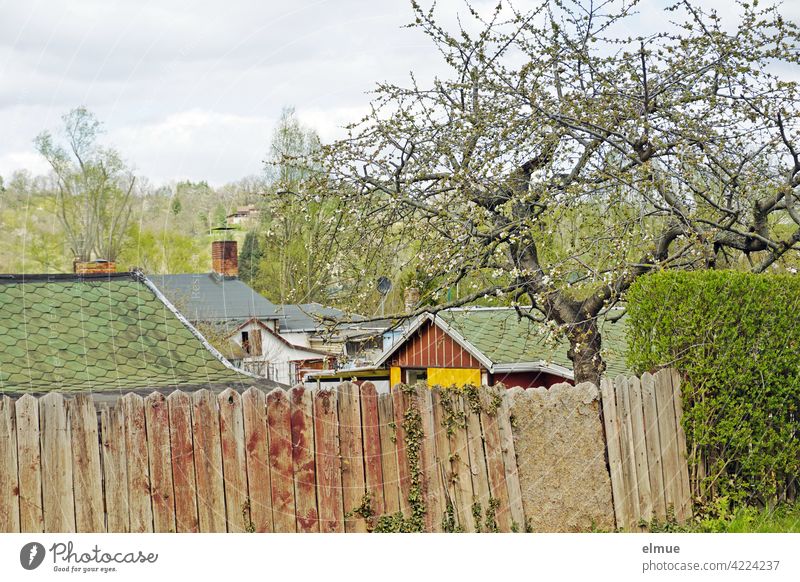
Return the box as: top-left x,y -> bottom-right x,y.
305,306 -> 627,391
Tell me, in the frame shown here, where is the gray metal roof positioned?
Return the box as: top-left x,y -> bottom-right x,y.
149,273 -> 278,323
273,303 -> 389,333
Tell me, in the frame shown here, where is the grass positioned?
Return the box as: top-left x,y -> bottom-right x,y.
646,503 -> 800,533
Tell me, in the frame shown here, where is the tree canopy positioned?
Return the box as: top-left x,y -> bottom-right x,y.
311,0 -> 800,383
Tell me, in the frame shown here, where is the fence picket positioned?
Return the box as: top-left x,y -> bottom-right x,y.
16,394 -> 43,533
445,392 -> 475,532
360,382 -> 385,520
191,390 -> 226,532
418,386 -> 443,532
391,384 -> 413,518
377,392 -> 401,517
121,393 -> 153,533
616,376 -> 641,530
313,388 -> 344,533
40,392 -> 75,532
267,388 -> 296,533
654,369 -> 682,520
218,388 -> 250,533
640,373 -> 667,521
431,389 -> 456,531
496,391 -> 525,531
167,390 -> 199,533
0,396 -> 20,533
242,387 -> 273,532
145,392 -> 176,533
338,382 -> 367,532
100,405 -> 129,532
465,392 -> 491,531
601,378 -> 626,531
479,387 -> 512,532
290,385 -> 318,532
628,376 -> 654,524
69,394 -> 104,533
669,369 -> 692,521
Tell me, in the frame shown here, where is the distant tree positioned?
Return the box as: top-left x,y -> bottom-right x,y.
255,107 -> 336,303
213,203 -> 228,229
34,106 -> 136,263
313,0 -> 800,384
170,196 -> 182,216
238,230 -> 262,285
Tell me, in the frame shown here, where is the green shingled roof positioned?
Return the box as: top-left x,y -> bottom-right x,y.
0,273 -> 253,393
436,307 -> 629,379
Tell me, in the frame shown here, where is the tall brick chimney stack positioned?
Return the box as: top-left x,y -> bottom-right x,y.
212,240 -> 238,278
404,287 -> 420,312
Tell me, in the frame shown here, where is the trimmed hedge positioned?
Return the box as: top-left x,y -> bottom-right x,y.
626,270 -> 800,505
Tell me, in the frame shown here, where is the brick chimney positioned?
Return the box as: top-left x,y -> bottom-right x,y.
212,240 -> 238,277
404,286 -> 420,312
74,259 -> 116,275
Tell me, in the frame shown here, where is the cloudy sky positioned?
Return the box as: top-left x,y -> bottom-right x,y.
1,0 -> 797,185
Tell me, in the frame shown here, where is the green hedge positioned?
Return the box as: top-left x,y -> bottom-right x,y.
626,270 -> 800,505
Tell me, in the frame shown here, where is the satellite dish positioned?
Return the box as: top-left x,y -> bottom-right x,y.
377,276 -> 392,296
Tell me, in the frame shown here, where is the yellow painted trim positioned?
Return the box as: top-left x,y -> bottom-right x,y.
427,367 -> 481,389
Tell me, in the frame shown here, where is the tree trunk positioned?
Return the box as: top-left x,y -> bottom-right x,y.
567,319 -> 605,386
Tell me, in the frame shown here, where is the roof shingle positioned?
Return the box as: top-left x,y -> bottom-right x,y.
0,273 -> 264,393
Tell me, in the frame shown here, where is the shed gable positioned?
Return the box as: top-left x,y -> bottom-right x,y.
387,320 -> 482,369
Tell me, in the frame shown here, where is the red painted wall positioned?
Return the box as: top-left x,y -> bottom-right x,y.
489,371 -> 572,389
388,320 -> 482,369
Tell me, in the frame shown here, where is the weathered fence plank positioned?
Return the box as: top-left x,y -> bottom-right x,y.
267,388 -> 296,533
628,376 -> 654,524
479,387 -> 512,532
640,373 -> 667,521
218,388 -> 250,533
376,392 -> 401,516
338,382 -> 367,532
444,392 -> 475,532
16,394 -> 43,533
290,385 -> 318,532
465,394 -> 492,530
40,392 -> 75,532
167,390 -> 199,533
601,378 -> 627,531
145,392 -> 176,533
242,387 -> 273,533
121,393 -> 153,533
0,396 -> 20,533
654,369 -> 682,520
431,389 -> 457,531
191,390 -> 226,532
496,391 -> 525,531
100,405 -> 129,532
69,394 -> 104,533
616,376 -> 641,530
670,369 -> 692,522
360,382 -> 385,520
418,386 -> 443,532
391,384 -> 413,518
313,388 -> 344,533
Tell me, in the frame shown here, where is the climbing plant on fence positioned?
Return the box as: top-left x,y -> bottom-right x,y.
626,270 -> 800,506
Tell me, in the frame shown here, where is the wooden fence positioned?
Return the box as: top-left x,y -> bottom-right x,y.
600,368 -> 692,530
0,383 -> 525,533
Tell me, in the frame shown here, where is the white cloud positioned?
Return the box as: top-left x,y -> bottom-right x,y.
0,0 -> 797,185
110,109 -> 274,185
